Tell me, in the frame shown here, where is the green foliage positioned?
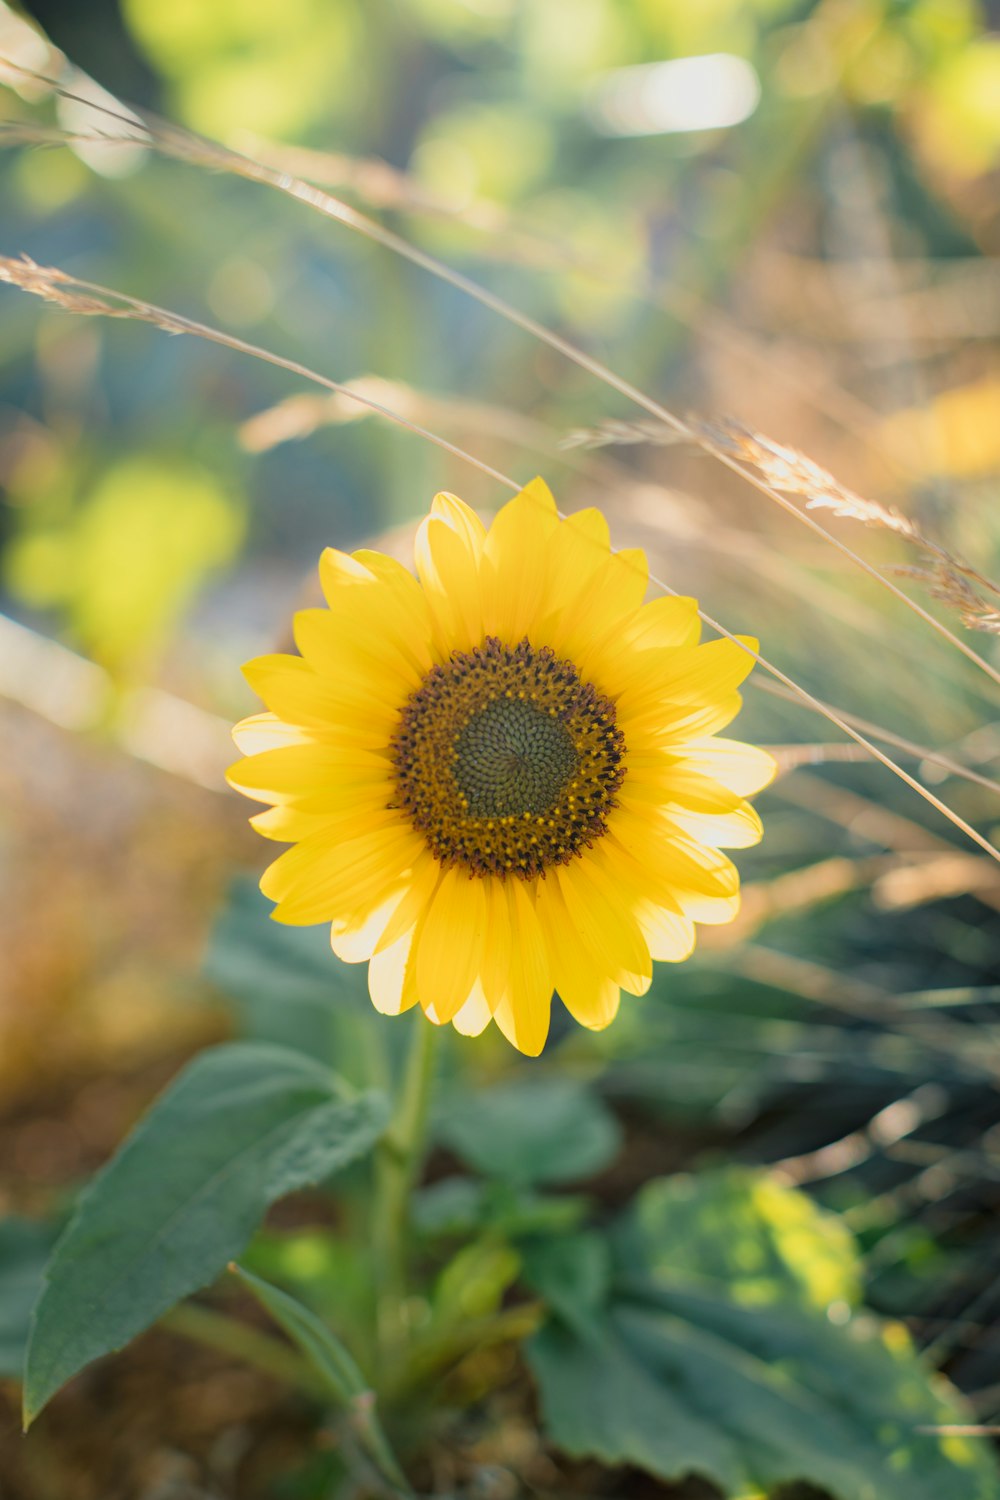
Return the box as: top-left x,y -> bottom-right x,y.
6,457 -> 243,671
436,1075 -> 621,1184
526,1173 -> 1000,1500
121,0 -> 365,140
413,1175 -> 588,1240
618,1165 -> 862,1311
232,1264 -> 412,1495
232,1262 -> 369,1403
1,0 -> 998,1493
242,1227 -> 378,1360
24,1043 -> 388,1425
432,1238 -> 521,1327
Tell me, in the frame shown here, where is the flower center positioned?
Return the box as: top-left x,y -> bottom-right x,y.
390,636 -> 626,879
454,695 -> 578,817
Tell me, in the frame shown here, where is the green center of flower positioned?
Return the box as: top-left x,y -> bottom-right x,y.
454,695 -> 579,817
390,636 -> 626,880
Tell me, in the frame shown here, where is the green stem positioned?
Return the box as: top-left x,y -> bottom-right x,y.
372,1016 -> 438,1370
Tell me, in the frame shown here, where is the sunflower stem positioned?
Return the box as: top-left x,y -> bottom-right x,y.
372,1015 -> 438,1374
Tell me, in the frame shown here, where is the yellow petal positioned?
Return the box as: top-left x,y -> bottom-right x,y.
624,595 -> 701,651
414,510 -> 484,654
265,820 -> 423,926
623,693 -> 746,749
620,770 -> 759,847
415,866 -> 489,1023
675,736 -> 777,796
635,768 -> 744,813
538,877 -> 621,1030
319,548 -> 435,676
329,871 -> 436,963
537,507 -> 610,634
608,814 -> 741,926
353,548 -> 432,613
227,742 -> 387,804
669,804 -> 763,850
368,927 -> 420,1016
231,713 -> 314,756
242,654 -> 350,727
452,982 -> 494,1037
318,548 -> 376,595
293,609 -> 416,708
261,809 -> 402,900
292,774 -> 394,817
431,491 -> 487,551
556,857 -> 651,993
560,547 -> 649,681
413,492 -> 485,657
478,877 -> 512,1010
635,899 -> 696,963
250,805 -> 345,842
622,637 -> 758,728
374,853 -> 443,955
481,477 -> 559,642
493,877 -> 551,1056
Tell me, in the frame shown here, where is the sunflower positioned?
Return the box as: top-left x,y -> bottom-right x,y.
227,479 -> 774,1055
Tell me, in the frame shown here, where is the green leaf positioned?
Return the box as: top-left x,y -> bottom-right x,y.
0,1219 -> 60,1380
231,1265 -> 411,1497
522,1232 -> 610,1333
432,1240 -> 522,1326
412,1177 -> 588,1241
242,1227 -> 376,1359
24,1042 -> 388,1425
230,1262 -> 366,1402
527,1206 -> 1000,1500
618,1166 -> 861,1312
436,1077 -> 621,1185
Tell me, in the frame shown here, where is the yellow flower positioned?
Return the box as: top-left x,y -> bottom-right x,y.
227,479 -> 774,1056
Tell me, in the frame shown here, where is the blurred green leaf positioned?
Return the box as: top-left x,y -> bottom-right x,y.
231,1262 -> 367,1401
24,1043 -> 388,1425
413,1176 -> 588,1241
242,1227 -> 377,1363
231,1264 -> 410,1495
413,103 -> 553,203
917,35 -> 1000,177
526,1202 -> 1000,1500
6,457 -> 243,670
436,1076 -> 621,1185
433,1239 -> 521,1326
122,0 -> 364,139
618,1166 -> 862,1311
0,1219 -> 60,1381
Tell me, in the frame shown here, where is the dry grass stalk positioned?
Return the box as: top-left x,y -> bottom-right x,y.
712,941 -> 1000,1086
0,126 -> 911,485
709,420 -> 1000,636
563,418 -> 689,451
754,679 -> 1000,799
2,63 -> 997,689
0,254 -> 513,488
572,415 -> 1000,636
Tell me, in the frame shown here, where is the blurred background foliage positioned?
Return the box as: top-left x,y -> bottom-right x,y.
2,0 -> 1000,1496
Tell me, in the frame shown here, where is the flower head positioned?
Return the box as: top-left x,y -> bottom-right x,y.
228,479 -> 774,1055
